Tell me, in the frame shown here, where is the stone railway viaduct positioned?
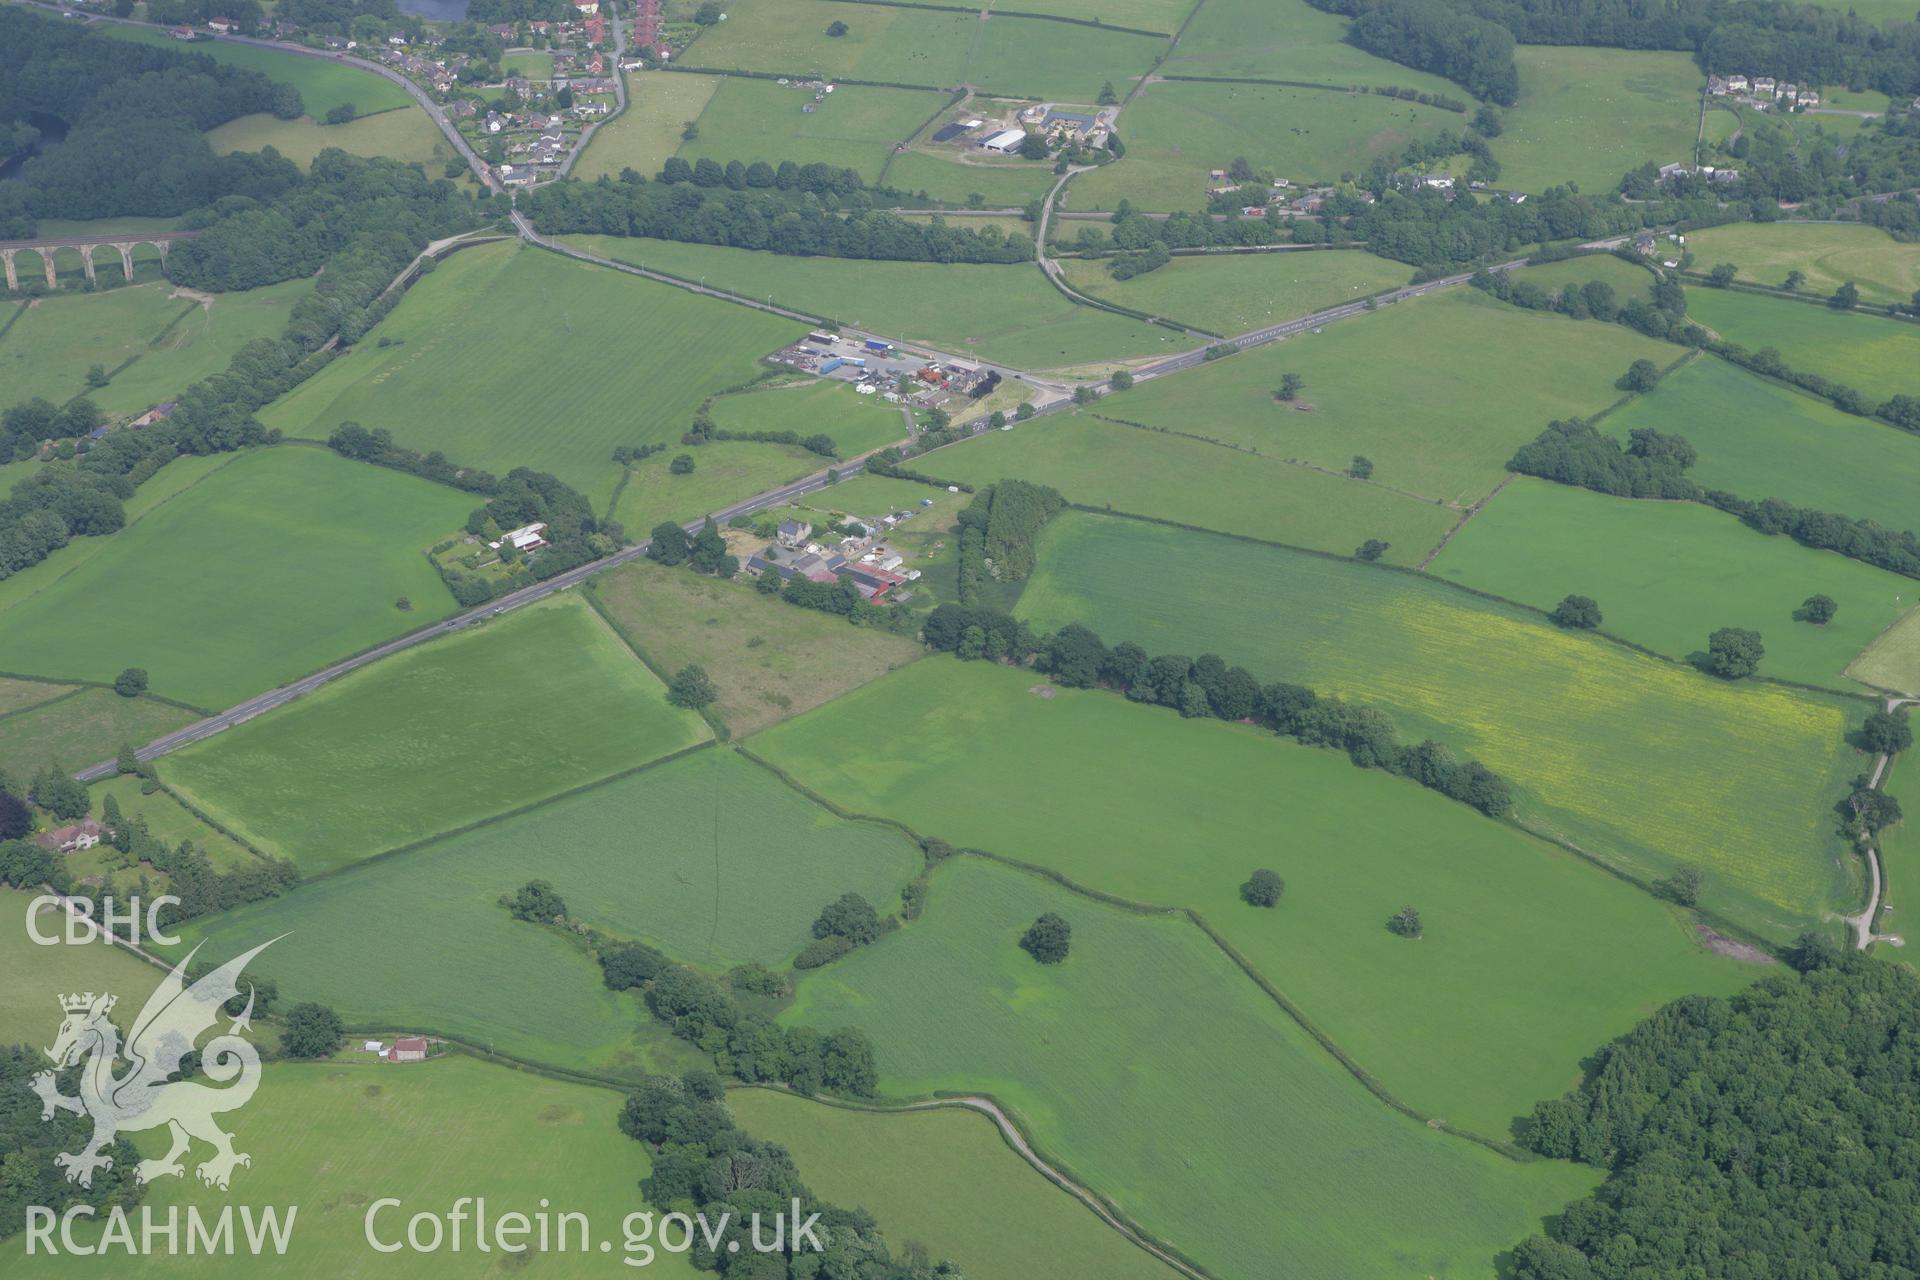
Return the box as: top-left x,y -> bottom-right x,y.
0,231 -> 199,292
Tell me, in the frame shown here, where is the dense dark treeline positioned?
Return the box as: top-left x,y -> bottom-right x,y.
921,606 -> 1516,817
1511,954 -> 1920,1279
617,1075 -> 962,1279
954,480 -> 1064,605
0,9 -> 299,231
521,167 -> 1037,264
1345,0 -> 1519,104
0,153 -> 480,586
1509,416 -> 1920,576
1312,0 -> 1920,103
0,1046 -> 145,1235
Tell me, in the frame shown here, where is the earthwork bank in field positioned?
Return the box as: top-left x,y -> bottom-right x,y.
752,658 -> 1758,1138
781,854 -> 1600,1279
172,748 -> 917,1077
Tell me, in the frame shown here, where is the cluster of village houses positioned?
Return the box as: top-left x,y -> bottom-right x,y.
746,513 -> 931,603
1708,75 -> 1821,108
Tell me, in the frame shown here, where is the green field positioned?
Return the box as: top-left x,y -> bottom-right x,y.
709,378 -> 910,457
727,1090 -> 1182,1280
682,0 -> 1166,100
1067,79 -> 1463,211
163,596 -> 709,874
560,235 -> 1184,369
884,149 -> 1060,207
169,748 -> 917,1074
1497,48 -> 1702,193
1684,287 -> 1920,405
0,673 -> 69,716
1849,606 -> 1920,695
0,889 -> 164,1043
1107,289 -> 1670,504
1508,253 -> 1655,301
1681,222 -> 1920,307
754,657 -> 1758,1137
590,557 -> 924,736
2,1050 -> 700,1280
260,241 -> 800,510
925,413 -> 1460,563
102,25 -> 412,117
781,854 -> 1599,1279
1159,0 -> 1463,95
205,107 -> 453,168
0,688 -> 193,791
0,446 -> 472,708
1431,477 -> 1918,692
502,50 -> 554,78
91,773 -> 260,872
1604,353 -> 1920,534
982,0 -> 1192,29
577,69 -> 722,180
1058,249 -> 1409,333
0,279 -> 306,416
1007,510 -> 1865,935
613,439 -> 835,533
677,77 -> 949,182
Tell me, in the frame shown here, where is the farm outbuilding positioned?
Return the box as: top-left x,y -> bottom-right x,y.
979,128 -> 1027,153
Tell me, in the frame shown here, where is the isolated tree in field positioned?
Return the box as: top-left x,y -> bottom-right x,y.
1276,373 -> 1305,401
85,364 -> 108,388
1355,538 -> 1389,561
1240,868 -> 1284,907
1831,280 -> 1860,309
666,664 -> 716,710
1020,913 -> 1071,964
825,19 -> 848,35
813,892 -> 881,945
1109,370 -> 1134,391
1097,81 -> 1119,106
1348,456 -> 1373,480
281,1003 -> 344,1059
506,879 -> 568,923
1783,269 -> 1806,290
1795,594 -> 1838,624
1707,627 -> 1764,678
648,521 -> 690,565
1857,708 -> 1913,756
1708,263 -> 1738,287
394,596 -> 412,611
1387,906 -> 1422,938
113,668 -> 148,698
1550,594 -> 1602,629
670,453 -> 696,475
1656,864 -> 1705,907
1618,358 -> 1661,392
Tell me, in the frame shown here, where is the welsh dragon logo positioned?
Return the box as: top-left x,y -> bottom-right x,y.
30,939 -> 279,1191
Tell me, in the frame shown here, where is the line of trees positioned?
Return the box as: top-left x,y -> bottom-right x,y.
1509,417 -> 1920,577
922,606 -> 1515,817
522,166 -> 1037,265
616,1073 -> 961,1278
1471,261 -> 1689,340
1337,0 -> 1519,104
